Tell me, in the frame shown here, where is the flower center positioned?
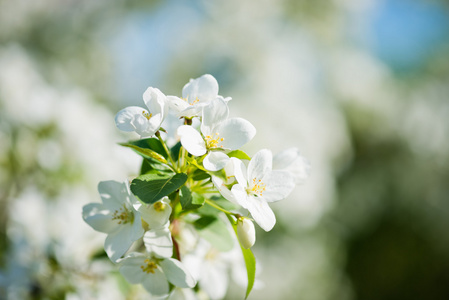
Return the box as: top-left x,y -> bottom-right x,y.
182,97 -> 200,106
141,258 -> 158,274
248,178 -> 266,197
142,111 -> 152,120
112,205 -> 134,224
205,132 -> 224,149
153,201 -> 166,212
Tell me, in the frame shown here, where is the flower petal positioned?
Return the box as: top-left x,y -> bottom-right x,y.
231,184 -> 250,209
98,180 -> 130,210
143,227 -> 173,258
216,117 -> 256,150
139,198 -> 172,230
141,268 -> 170,297
248,149 -> 272,181
166,95 -> 189,113
105,226 -> 140,262
182,74 -> 218,103
262,170 -> 295,202
203,151 -> 230,171
119,254 -> 147,284
82,203 -> 118,233
115,106 -> 147,132
245,196 -> 276,231
143,87 -> 166,117
177,125 -> 206,156
273,148 -> 311,184
201,97 -> 229,136
212,176 -> 238,204
160,258 -> 196,288
231,157 -> 247,186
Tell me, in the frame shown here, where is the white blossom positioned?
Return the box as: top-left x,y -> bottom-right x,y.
82,180 -> 144,262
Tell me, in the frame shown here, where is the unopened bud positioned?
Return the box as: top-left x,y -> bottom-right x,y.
237,217 -> 256,249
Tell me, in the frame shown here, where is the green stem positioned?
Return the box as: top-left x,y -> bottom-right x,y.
205,198 -> 237,216
155,131 -> 177,171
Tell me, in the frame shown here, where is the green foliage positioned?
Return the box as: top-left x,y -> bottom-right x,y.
120,138 -> 168,164
131,172 -> 187,204
179,186 -> 205,210
227,149 -> 251,160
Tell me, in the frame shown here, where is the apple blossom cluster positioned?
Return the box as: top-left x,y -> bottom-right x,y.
82,74 -> 310,299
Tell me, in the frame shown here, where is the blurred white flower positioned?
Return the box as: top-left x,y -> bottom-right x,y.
183,239 -> 230,300
82,180 -> 144,262
119,252 -> 195,297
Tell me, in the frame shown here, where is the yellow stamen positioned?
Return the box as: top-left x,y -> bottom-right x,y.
111,205 -> 134,224
182,96 -> 200,106
142,111 -> 152,120
140,259 -> 158,274
248,178 -> 266,197
205,132 -> 224,149
153,201 -> 166,212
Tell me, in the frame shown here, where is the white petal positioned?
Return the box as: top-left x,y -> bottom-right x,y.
216,117 -> 256,150
139,197 -> 172,229
230,157 -> 248,187
143,87 -> 166,117
203,152 -> 230,171
245,196 -> 276,231
177,125 -> 206,156
177,104 -> 205,118
115,106 -> 147,132
141,268 -> 170,296
143,227 -> 173,258
98,180 -> 130,211
168,288 -> 198,300
273,148 -> 311,184
182,74 -> 218,103
201,97 -> 229,136
82,203 -> 118,233
131,114 -> 152,137
167,95 -> 189,113
105,226 -> 140,262
211,176 -> 238,205
119,254 -> 147,283
231,184 -> 250,209
200,260 -> 229,299
248,149 -> 272,181
160,258 -> 196,288
262,170 -> 296,202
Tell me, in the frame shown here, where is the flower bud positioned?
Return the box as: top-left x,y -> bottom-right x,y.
237,217 -> 256,249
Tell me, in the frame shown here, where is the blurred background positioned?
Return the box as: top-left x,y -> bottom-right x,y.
1,0 -> 449,299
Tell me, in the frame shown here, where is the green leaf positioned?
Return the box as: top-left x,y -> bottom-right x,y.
228,215 -> 256,299
120,141 -> 167,164
170,142 -> 182,162
131,173 -> 187,204
140,158 -> 172,174
191,168 -> 211,181
193,216 -> 233,252
186,156 -> 206,171
179,186 -> 205,210
227,150 -> 251,160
